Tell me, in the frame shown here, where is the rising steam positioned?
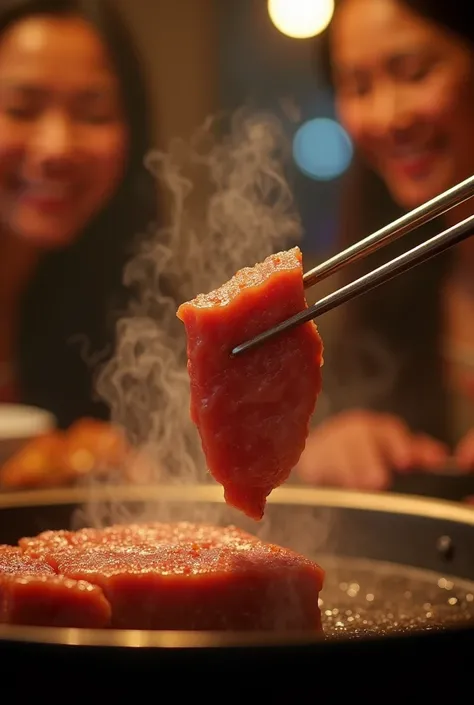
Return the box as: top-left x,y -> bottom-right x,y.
90,110 -> 303,509
71,106 -> 397,554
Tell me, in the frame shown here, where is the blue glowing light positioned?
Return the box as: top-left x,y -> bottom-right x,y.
293,117 -> 353,181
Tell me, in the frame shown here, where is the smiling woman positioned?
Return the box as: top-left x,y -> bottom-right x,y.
0,14 -> 128,247
296,0 -> 474,494
330,0 -> 474,210
0,0 -> 157,427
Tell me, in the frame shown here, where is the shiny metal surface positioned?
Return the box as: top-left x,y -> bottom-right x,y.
232,214 -> 474,355
0,482 -> 474,522
302,173 -> 474,288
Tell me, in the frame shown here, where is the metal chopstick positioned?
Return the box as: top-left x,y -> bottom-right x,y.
231,214 -> 474,357
303,174 -> 474,289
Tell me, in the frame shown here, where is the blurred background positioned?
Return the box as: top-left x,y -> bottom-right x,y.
1,0 -> 472,498
117,0 -> 350,261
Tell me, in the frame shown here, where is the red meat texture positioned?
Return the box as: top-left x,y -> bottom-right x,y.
1,521 -> 325,631
177,247 -> 324,520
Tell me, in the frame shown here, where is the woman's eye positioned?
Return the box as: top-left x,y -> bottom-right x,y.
391,55 -> 432,83
74,89 -> 121,125
336,73 -> 372,98
403,66 -> 430,81
3,103 -> 38,120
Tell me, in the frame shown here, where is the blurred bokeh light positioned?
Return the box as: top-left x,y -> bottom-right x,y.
293,118 -> 353,181
267,0 -> 335,39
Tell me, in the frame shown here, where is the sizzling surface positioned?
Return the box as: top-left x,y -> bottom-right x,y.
0,546 -> 54,575
4,523 -> 325,631
319,556 -> 474,639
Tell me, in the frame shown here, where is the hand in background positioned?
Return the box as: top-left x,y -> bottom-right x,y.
296,410 -> 449,491
455,428 -> 474,472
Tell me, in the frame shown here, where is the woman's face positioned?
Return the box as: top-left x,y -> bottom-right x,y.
0,14 -> 128,249
331,0 -> 474,209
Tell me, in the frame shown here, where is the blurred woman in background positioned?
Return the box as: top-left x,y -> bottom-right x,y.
0,0 -> 157,428
298,0 -> 474,491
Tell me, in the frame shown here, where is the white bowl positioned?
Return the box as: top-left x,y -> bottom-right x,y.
0,404 -> 57,465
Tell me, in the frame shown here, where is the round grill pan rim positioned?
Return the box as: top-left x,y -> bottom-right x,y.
0,483 -> 474,526
1,484 -> 473,648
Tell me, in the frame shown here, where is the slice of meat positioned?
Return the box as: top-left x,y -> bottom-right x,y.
20,530 -> 74,555
0,545 -> 55,575
55,540 -> 324,631
20,521 -> 256,550
20,522 -> 258,569
15,522 -> 324,632
0,544 -> 110,628
0,575 -> 111,628
177,247 -> 324,520
80,521 -> 259,548
19,531 -> 82,570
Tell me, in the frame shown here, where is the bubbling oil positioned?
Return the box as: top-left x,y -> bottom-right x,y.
318,556 -> 474,639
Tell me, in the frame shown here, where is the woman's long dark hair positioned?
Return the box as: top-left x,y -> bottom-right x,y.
0,0 -> 158,427
316,1 -> 474,443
